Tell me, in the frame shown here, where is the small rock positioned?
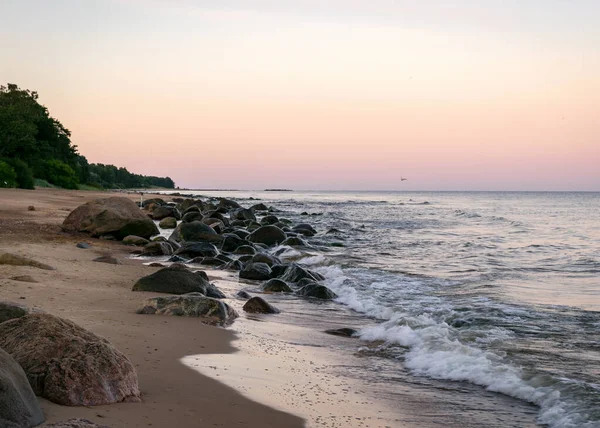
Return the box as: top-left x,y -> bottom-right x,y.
122,236 -> 150,247
236,290 -> 252,299
76,242 -> 91,249
159,217 -> 178,229
239,262 -> 272,281
27,206 -> 36,211
44,418 -> 110,428
243,297 -> 280,314
0,253 -> 55,270
262,279 -> 292,293
324,328 -> 358,337
92,256 -> 122,265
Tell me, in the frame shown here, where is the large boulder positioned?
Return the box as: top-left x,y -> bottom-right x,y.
239,262 -> 272,281
132,265 -> 217,295
0,301 -> 31,324
169,221 -> 221,244
232,208 -> 256,221
221,233 -> 246,252
218,198 -> 241,209
250,253 -> 280,267
151,206 -> 180,221
62,197 -> 159,240
242,297 -> 280,314
297,283 -> 337,300
0,348 -> 45,428
0,313 -> 141,406
262,279 -> 292,293
247,225 -> 286,247
280,263 -> 325,283
137,293 -> 237,326
182,211 -> 203,223
174,242 -> 219,258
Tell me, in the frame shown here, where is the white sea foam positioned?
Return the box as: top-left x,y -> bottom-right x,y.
313,264 -> 596,428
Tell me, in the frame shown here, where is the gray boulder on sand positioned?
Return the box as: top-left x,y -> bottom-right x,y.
247,225 -> 286,247
0,300 -> 31,324
151,205 -> 181,221
242,296 -> 280,314
137,293 -> 238,326
0,347 -> 45,428
141,241 -> 177,256
62,197 -> 159,240
0,253 -> 55,270
132,265 -> 225,298
0,313 -> 141,406
239,262 -> 272,281
45,419 -> 110,428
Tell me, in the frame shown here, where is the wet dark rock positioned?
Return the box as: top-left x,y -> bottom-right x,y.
221,234 -> 246,252
169,221 -> 221,244
190,257 -> 226,267
158,217 -> 178,229
237,255 -> 254,264
167,255 -> 188,263
250,203 -> 268,212
262,279 -> 292,293
132,266 -> 214,295
142,198 -> 165,207
232,208 -> 256,221
297,283 -> 337,300
141,241 -> 176,256
0,347 -> 45,428
233,245 -> 256,255
182,211 -> 203,223
251,253 -> 281,267
224,260 -> 244,271
218,198 -> 241,209
239,262 -> 272,281
0,313 -> 141,406
137,294 -> 237,326
182,205 -> 201,214
76,242 -> 91,249
174,242 -> 219,258
280,263 -> 325,283
243,297 -> 280,314
269,264 -> 289,278
236,290 -> 252,299
260,215 -> 279,225
292,223 -> 317,237
152,206 -> 181,221
326,228 -> 343,234
282,236 -> 309,247
248,225 -> 286,247
324,328 -> 358,337
148,262 -> 164,268
63,197 -> 159,240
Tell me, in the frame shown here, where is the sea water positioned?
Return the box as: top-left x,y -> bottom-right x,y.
163,190 -> 600,427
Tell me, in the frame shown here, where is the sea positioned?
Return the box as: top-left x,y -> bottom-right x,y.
156,190 -> 600,428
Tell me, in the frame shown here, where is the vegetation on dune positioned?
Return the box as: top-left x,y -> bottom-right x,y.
0,83 -> 175,190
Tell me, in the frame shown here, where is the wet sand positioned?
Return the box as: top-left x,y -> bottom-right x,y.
0,188 -> 304,427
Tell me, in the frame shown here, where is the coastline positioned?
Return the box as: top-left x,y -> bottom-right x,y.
0,188 -> 303,427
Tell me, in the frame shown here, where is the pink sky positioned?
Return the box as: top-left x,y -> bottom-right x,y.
1,0 -> 599,190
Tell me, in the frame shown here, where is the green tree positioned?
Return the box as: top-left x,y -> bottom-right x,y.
0,161 -> 17,188
41,159 -> 79,189
3,158 -> 34,189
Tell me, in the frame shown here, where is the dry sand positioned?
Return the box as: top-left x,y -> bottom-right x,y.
0,188 -> 304,428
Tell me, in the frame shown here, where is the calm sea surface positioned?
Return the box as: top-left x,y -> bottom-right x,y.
161,190 -> 600,427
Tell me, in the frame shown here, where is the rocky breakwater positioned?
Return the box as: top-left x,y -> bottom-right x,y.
133,196 -> 338,322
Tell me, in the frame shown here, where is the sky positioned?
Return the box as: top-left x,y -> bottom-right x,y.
1,0 -> 599,191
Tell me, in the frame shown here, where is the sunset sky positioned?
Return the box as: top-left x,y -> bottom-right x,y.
1,0 -> 598,190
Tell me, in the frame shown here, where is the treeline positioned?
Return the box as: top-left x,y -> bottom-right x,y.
0,83 -> 175,190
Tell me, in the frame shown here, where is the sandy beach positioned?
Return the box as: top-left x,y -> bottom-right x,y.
0,188 -> 304,428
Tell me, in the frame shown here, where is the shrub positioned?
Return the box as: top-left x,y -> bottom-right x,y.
0,160 -> 17,188
41,159 -> 79,189
4,158 -> 35,189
